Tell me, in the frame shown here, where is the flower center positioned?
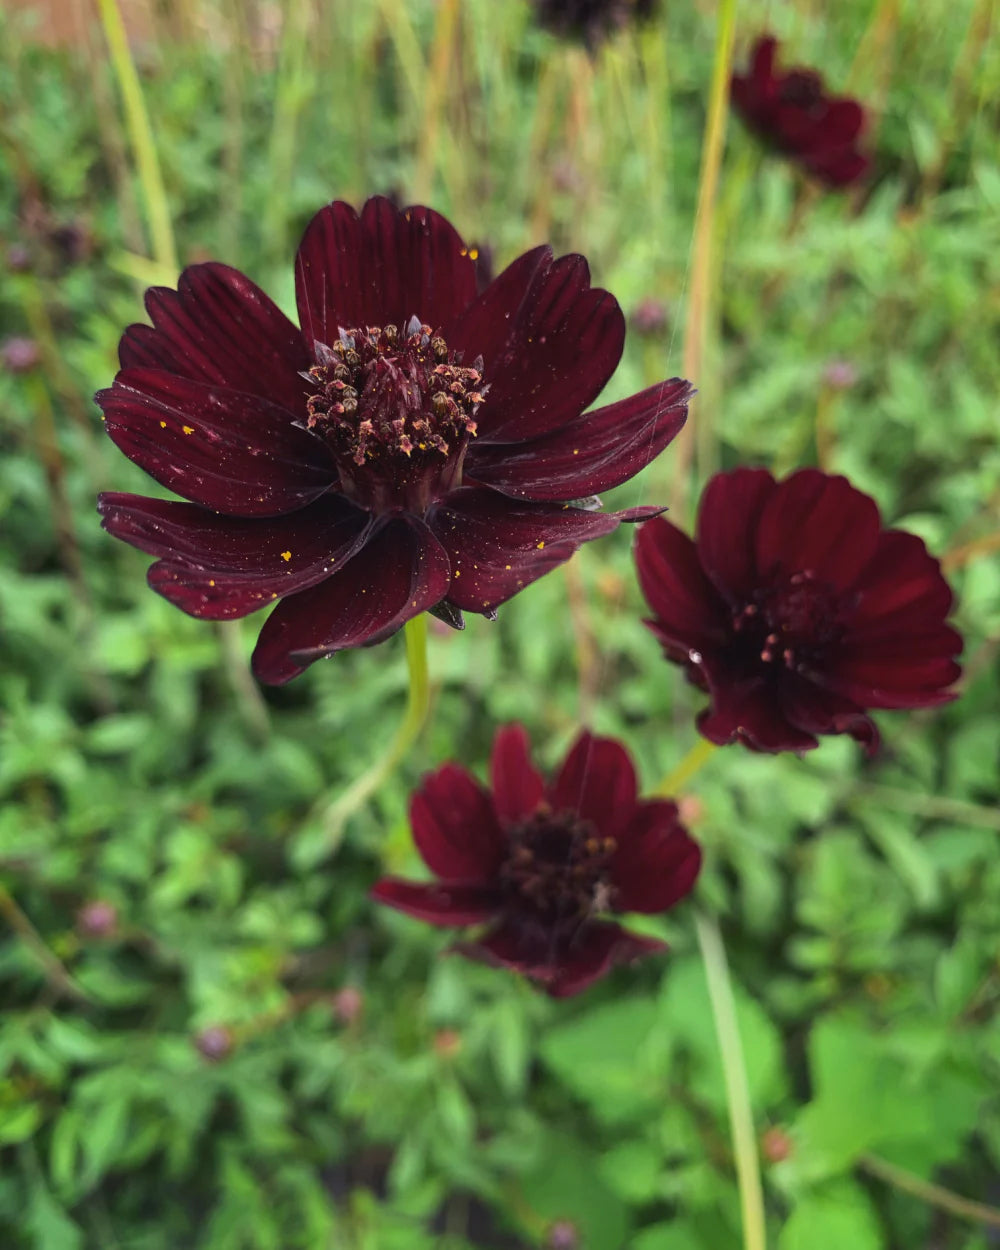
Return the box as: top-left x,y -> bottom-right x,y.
778,70 -> 825,112
732,569 -> 844,672
501,808 -> 617,926
304,317 -> 486,513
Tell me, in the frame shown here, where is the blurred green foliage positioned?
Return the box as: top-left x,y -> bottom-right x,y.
1,0 -> 999,1247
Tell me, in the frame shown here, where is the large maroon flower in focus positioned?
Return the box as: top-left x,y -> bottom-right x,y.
732,36 -> 871,188
372,725 -> 701,997
636,468 -> 963,754
96,198 -> 690,683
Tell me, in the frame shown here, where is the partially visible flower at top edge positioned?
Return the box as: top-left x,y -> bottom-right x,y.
96,196 -> 691,684
732,36 -> 871,188
534,0 -> 659,49
372,724 -> 701,998
635,467 -> 963,755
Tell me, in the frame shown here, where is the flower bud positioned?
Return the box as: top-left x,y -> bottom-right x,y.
193,1025 -> 234,1062
1,337 -> 41,374
76,900 -> 118,939
332,986 -> 364,1026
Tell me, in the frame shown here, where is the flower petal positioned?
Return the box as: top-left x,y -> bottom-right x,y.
698,671 -> 820,753
848,530 -> 954,628
550,732 -> 639,841
251,517 -> 451,684
612,802 -> 702,913
450,248 -> 625,443
490,724 -> 546,825
428,487 -> 620,613
410,764 -> 506,883
460,920 -> 665,997
754,470 -> 881,590
695,468 -> 776,602
294,197 -> 478,350
119,263 -> 311,416
635,516 -> 730,648
98,491 -> 372,620
371,878 -> 498,926
778,672 -> 879,754
97,367 -> 335,515
466,378 -> 691,500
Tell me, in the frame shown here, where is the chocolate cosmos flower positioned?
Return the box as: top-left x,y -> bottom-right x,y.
372,725 -> 701,997
635,468 -> 963,754
97,198 -> 690,683
732,36 -> 871,188
534,0 -> 658,48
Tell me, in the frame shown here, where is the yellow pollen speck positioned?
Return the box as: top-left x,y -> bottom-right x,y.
469,248 -> 479,260
159,421 -> 167,428
505,564 -> 511,570
281,550 -> 292,562
271,593 -> 277,599
536,541 -> 545,549
454,570 -> 461,577
573,449 -> 579,455
182,425 -> 194,435
209,579 -> 216,587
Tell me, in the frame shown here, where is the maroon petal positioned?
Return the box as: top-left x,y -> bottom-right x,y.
848,530 -> 953,627
371,878 -> 499,926
98,491 -> 372,620
695,468 -> 776,602
449,248 -> 625,444
97,368 -> 334,516
779,672 -> 879,754
635,516 -> 730,648
428,487 -> 619,613
410,764 -> 506,883
490,724 -> 546,824
822,654 -> 962,710
550,732 -> 639,841
466,378 -> 691,501
698,672 -> 820,753
294,197 -> 478,350
612,802 -> 702,913
805,148 -> 871,188
251,517 -> 451,684
462,920 -> 665,998
119,263 -> 312,416
754,470 -> 881,589
817,98 -> 865,146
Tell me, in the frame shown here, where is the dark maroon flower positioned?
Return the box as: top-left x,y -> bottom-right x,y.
635,468 -> 962,754
97,197 -> 690,684
372,725 -> 701,997
534,0 -> 658,48
732,36 -> 871,188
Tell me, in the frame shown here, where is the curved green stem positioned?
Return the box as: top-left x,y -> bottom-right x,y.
695,908 -> 767,1250
656,737 -> 717,797
0,883 -> 91,1003
322,615 -> 431,849
860,1154 -> 1000,1230
96,0 -> 177,272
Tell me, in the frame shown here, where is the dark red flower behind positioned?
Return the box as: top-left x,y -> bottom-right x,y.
732,36 -> 871,188
636,468 -> 962,754
534,0 -> 658,48
372,725 -> 701,997
97,197 -> 690,683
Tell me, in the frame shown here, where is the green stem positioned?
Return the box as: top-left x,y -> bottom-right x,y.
655,737 -> 717,797
668,0 -> 738,520
860,1154 -> 1000,1230
694,908 -> 767,1250
96,0 -> 177,272
321,615 -> 431,849
0,883 -> 91,1003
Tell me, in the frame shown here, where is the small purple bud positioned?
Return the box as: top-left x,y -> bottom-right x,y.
546,1220 -> 581,1250
76,900 -> 118,939
194,1025 -> 234,1062
7,243 -> 32,273
630,297 -> 669,337
332,986 -> 364,1026
1,337 -> 41,374
822,359 -> 857,390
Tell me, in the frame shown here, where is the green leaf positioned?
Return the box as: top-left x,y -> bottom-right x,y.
779,1180 -> 882,1250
